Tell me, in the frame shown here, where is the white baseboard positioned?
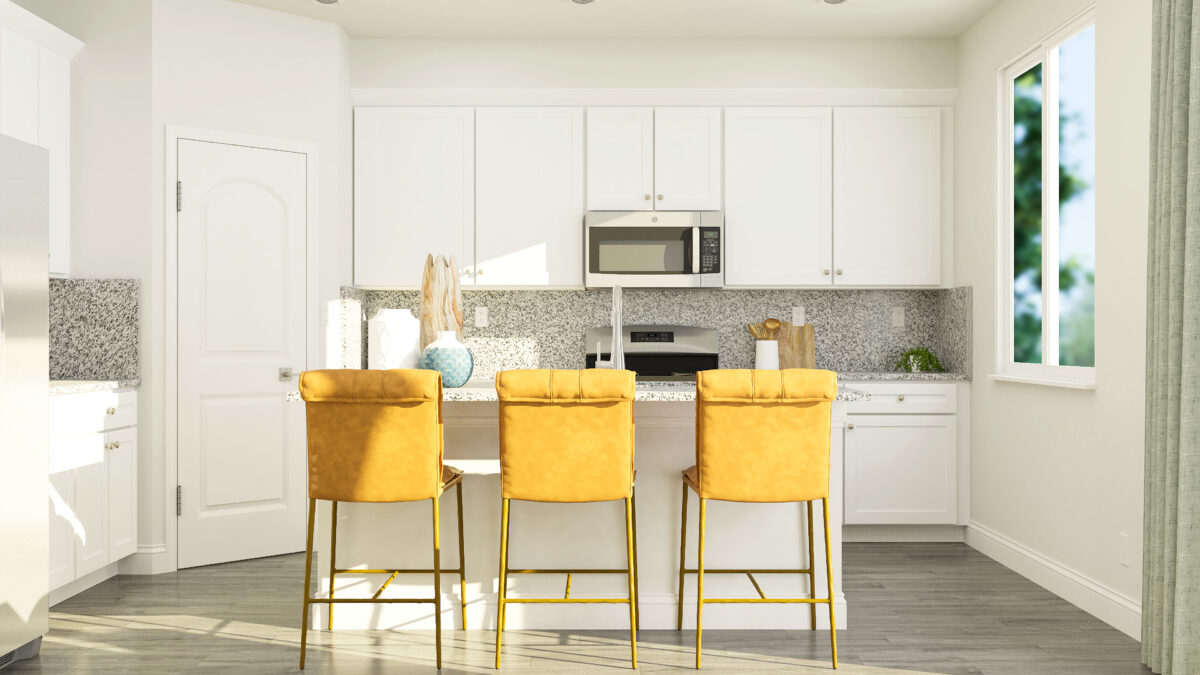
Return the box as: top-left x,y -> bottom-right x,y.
966,521 -> 1141,639
118,544 -> 174,575
844,525 -> 965,543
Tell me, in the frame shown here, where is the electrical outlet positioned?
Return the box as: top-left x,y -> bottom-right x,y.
792,306 -> 805,325
475,306 -> 488,328
892,306 -> 905,328
1120,532 -> 1130,567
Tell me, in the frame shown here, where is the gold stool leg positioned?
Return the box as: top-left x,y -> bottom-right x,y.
624,496 -> 639,669
433,496 -> 443,670
495,498 -> 511,669
456,481 -> 467,630
676,483 -> 688,631
696,497 -> 707,669
328,500 -> 338,630
806,500 -> 816,631
299,498 -> 316,669
631,488 -> 640,634
822,498 -> 838,669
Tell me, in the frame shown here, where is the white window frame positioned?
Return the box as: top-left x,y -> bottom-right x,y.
993,7 -> 1096,390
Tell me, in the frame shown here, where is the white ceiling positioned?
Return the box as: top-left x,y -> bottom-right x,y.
231,0 -> 1001,40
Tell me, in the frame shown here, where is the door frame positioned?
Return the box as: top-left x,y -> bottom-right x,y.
164,126 -> 318,572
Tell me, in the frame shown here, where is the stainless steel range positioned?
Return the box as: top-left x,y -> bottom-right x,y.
585,325 -> 718,381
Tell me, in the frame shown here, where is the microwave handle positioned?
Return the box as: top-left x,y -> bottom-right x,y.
691,227 -> 701,274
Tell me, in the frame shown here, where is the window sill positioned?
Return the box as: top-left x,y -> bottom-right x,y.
988,373 -> 1096,390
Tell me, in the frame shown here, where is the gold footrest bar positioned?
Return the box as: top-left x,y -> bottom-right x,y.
680,568 -> 813,574
702,598 -> 832,604
372,572 -> 399,600
746,572 -> 767,599
332,568 -> 464,575
504,598 -> 632,604
506,568 -> 629,574
306,597 -> 438,604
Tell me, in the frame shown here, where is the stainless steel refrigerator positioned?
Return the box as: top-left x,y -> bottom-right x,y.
0,134 -> 49,666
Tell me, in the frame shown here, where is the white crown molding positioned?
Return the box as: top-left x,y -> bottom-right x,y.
353,88 -> 958,107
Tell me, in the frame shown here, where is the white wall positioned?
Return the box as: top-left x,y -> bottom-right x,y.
351,38 -> 957,90
955,0 -> 1151,637
147,0 -> 352,571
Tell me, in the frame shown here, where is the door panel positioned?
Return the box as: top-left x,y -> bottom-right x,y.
844,414 -> 956,524
586,107 -> 653,211
475,107 -> 583,287
48,470 -> 75,589
354,107 -> 474,288
177,139 -> 308,568
654,107 -> 722,211
833,107 -> 941,286
725,107 -> 832,286
106,428 -> 137,563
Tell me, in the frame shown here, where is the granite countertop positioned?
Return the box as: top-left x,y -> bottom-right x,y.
839,371 -> 970,382
50,379 -> 141,396
441,380 -> 870,403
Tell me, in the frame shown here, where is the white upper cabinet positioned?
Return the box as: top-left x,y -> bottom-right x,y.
0,12 -> 81,278
475,107 -> 584,287
586,106 -> 722,211
833,107 -> 942,286
725,107 -> 832,287
653,107 -> 722,211
0,26 -> 39,144
354,107 -> 475,288
586,107 -> 654,211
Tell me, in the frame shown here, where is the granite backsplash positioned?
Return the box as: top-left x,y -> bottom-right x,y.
49,279 -> 140,381
338,286 -> 971,379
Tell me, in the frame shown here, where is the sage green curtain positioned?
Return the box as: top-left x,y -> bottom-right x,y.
1144,1 -> 1200,673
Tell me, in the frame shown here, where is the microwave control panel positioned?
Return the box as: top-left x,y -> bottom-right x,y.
699,228 -> 721,274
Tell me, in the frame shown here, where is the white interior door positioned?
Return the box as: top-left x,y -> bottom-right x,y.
177,139 -> 308,569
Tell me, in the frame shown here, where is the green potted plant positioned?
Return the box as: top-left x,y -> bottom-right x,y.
894,347 -> 945,373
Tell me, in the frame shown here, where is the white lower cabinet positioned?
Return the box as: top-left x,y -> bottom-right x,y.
843,382 -> 961,525
49,389 -> 138,595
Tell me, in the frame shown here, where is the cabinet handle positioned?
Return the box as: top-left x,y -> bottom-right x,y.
656,194 -> 663,201
847,423 -> 855,430
644,194 -> 651,201
823,269 -> 831,276
111,441 -> 120,449
898,394 -> 906,401
476,269 -> 483,275
836,269 -> 844,276
106,407 -> 117,415
465,269 -> 473,277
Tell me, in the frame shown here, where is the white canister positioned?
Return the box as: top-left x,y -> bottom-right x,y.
367,309 -> 422,370
755,340 -> 780,370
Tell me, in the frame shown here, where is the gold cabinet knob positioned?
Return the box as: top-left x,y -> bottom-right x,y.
106,407 -> 117,415
836,269 -> 844,276
898,394 -> 906,401
823,269 -> 831,275
656,194 -> 663,201
847,423 -> 855,430
476,269 -> 483,275
644,194 -> 651,200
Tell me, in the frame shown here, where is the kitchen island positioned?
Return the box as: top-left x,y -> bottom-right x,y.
311,382 -> 864,632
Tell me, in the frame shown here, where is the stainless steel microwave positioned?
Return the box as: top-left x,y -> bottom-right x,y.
584,211 -> 723,289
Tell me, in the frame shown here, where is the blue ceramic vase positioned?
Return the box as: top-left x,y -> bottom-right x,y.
419,330 -> 474,387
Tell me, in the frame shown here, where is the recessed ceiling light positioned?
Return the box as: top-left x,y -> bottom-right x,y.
314,0 -> 338,4
572,0 -> 595,4
823,0 -> 846,4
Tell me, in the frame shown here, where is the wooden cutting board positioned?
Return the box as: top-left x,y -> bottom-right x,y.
777,321 -> 816,369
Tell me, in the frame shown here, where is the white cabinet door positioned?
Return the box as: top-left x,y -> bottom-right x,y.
476,107 -> 584,287
48,469 -> 75,590
39,46 -> 70,276
0,26 -> 39,144
354,107 -> 475,288
73,437 -> 109,577
844,414 -> 957,525
833,107 -> 941,286
106,428 -> 137,563
725,107 -> 832,286
586,107 -> 653,211
654,107 -> 722,211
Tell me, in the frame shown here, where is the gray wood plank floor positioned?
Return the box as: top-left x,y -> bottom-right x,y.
9,543 -> 1149,674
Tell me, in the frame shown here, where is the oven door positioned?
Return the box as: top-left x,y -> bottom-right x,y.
585,211 -> 721,288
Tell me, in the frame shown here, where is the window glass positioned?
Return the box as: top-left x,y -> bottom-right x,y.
1013,62 -> 1044,364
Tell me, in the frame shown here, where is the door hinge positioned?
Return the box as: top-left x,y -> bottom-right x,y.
176,181 -> 182,212
176,485 -> 182,516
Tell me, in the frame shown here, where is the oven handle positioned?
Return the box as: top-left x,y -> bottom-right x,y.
691,227 -> 701,275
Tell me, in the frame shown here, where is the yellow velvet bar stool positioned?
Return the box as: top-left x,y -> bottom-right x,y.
494,369 -> 640,669
297,369 -> 467,670
677,368 -> 840,669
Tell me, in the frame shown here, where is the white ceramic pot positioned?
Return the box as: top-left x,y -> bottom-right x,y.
755,340 -> 780,370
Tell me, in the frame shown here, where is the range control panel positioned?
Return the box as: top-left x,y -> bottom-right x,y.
699,227 -> 721,274
630,331 -> 674,343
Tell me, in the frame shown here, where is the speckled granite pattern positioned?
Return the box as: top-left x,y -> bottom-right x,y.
340,286 -> 972,378
49,279 -> 140,381
440,382 -> 870,403
50,380 -> 141,396
839,371 -> 969,382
